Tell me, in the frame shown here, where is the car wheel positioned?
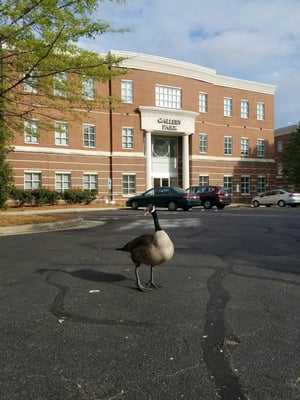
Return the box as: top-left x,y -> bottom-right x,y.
278,200 -> 286,207
203,200 -> 212,209
252,200 -> 260,207
131,200 -> 139,210
168,201 -> 177,211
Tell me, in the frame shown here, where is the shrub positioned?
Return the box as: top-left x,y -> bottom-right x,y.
62,189 -> 97,204
10,187 -> 33,206
31,188 -> 60,205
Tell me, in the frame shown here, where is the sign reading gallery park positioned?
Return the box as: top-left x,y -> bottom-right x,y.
157,117 -> 181,131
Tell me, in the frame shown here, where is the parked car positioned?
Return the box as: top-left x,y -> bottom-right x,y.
252,189 -> 300,207
186,185 -> 232,209
126,186 -> 201,211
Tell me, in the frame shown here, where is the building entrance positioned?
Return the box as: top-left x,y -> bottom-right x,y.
152,136 -> 178,187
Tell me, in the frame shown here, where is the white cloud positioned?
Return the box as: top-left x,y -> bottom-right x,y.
81,0 -> 300,128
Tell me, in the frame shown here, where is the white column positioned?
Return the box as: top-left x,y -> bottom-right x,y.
182,133 -> 190,189
145,130 -> 152,189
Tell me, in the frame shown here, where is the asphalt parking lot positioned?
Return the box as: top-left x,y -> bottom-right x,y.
0,206 -> 299,400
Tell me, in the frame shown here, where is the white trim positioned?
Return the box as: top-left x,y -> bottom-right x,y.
111,50 -> 276,95
191,154 -> 275,163
13,146 -> 145,158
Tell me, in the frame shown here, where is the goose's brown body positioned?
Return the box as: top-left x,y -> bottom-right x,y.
116,205 -> 174,291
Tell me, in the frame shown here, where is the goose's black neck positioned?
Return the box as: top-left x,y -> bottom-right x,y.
152,210 -> 162,231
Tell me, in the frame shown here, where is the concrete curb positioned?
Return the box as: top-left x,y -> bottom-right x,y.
0,217 -> 106,236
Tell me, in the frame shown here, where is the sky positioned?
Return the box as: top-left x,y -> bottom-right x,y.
80,0 -> 300,129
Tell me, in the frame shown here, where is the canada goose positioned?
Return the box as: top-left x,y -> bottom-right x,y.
116,204 -> 174,291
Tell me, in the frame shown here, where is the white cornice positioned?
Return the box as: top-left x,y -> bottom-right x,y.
110,50 -> 276,95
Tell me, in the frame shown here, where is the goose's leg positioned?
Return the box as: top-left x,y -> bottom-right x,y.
146,266 -> 159,289
135,264 -> 147,291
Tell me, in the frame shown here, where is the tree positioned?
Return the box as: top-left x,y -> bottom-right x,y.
0,0 -> 127,208
282,123 -> 300,185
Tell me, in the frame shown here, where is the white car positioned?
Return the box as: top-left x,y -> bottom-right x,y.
252,190 -> 300,207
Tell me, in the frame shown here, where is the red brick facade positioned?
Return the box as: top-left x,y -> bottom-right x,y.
7,51 -> 276,204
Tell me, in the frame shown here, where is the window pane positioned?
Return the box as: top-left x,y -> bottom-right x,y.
199,176 -> 209,186
24,172 -> 41,189
121,80 -> 133,103
257,139 -> 265,157
223,176 -> 233,192
199,133 -> 207,153
83,174 -> 98,190
122,175 -> 136,194
54,72 -> 67,97
241,138 -> 249,156
199,92 -> 208,113
122,127 -> 134,149
55,122 -> 68,146
24,120 -> 39,144
55,173 -> 71,191
82,77 -> 94,100
224,98 -> 232,117
241,176 -> 250,194
83,124 -> 96,147
155,85 -> 181,109
224,136 -> 232,155
241,100 -> 249,119
257,102 -> 265,120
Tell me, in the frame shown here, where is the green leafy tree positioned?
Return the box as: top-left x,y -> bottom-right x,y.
282,123 -> 300,185
0,0 -> 127,208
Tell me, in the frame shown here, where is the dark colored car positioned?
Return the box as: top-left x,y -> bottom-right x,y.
126,186 -> 201,211
186,185 -> 231,209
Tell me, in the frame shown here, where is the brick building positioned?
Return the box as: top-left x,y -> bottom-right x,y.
274,124 -> 300,192
8,51 -> 277,204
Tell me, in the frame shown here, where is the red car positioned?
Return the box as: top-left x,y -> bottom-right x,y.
186,186 -> 232,209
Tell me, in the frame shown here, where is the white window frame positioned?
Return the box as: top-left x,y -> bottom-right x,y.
223,176 -> 233,192
24,171 -> 41,189
122,127 -> 134,149
24,70 -> 38,94
83,173 -> 98,191
277,163 -> 283,176
82,77 -> 94,100
241,176 -> 251,195
55,121 -> 68,146
256,176 -> 266,193
257,102 -> 265,120
54,72 -> 67,97
257,139 -> 265,157
83,124 -> 96,147
155,85 -> 182,109
224,97 -> 232,117
121,80 -> 133,103
199,133 -> 208,153
277,140 -> 283,153
24,120 -> 39,144
199,175 -> 209,186
224,136 -> 232,155
55,173 -> 71,191
199,92 -> 208,113
241,100 -> 249,119
241,137 -> 249,156
122,174 -> 136,195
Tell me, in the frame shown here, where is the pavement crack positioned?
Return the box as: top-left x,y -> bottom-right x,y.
202,267 -> 248,400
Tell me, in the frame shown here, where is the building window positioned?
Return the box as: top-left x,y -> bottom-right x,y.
241,137 -> 249,156
241,176 -> 250,195
55,173 -> 71,191
277,140 -> 283,153
82,77 -> 94,100
257,102 -> 265,120
199,175 -> 209,186
224,97 -> 232,117
24,172 -> 41,189
257,139 -> 265,157
83,174 -> 98,191
278,163 -> 283,176
199,133 -> 207,153
241,100 -> 249,119
24,120 -> 39,144
223,176 -> 233,192
122,127 -> 134,149
55,122 -> 68,146
83,124 -> 96,147
155,85 -> 181,109
199,92 -> 208,113
53,72 -> 67,97
121,80 -> 133,103
256,176 -> 266,193
122,174 -> 136,195
224,136 -> 232,155
24,70 -> 38,93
